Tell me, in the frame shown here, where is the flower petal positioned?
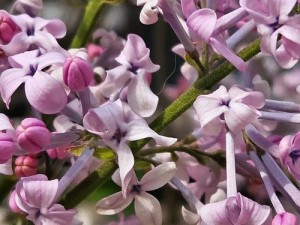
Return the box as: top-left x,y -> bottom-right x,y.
141,162 -> 176,191
135,192 -> 162,225
127,71 -> 158,117
25,72 -> 67,114
96,191 -> 133,215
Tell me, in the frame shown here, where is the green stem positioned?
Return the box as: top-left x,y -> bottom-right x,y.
130,39 -> 261,151
59,160 -> 117,209
70,0 -> 121,48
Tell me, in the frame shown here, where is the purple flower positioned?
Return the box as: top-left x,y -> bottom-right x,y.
0,50 -> 67,114
200,193 -> 272,225
83,100 -> 177,192
193,85 -> 265,135
11,0 -> 43,17
240,0 -> 300,68
96,162 -> 176,225
100,34 -> 160,117
13,174 -> 77,225
279,132 -> 300,179
0,12 -> 66,56
272,212 -> 298,225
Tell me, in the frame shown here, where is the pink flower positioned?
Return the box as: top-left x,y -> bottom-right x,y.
0,50 -> 67,114
83,100 -> 177,192
272,212 -> 298,225
100,34 -> 160,117
200,193 -> 272,225
193,85 -> 265,135
96,162 -> 176,225
13,174 -> 77,225
279,132 -> 300,179
240,0 -> 300,68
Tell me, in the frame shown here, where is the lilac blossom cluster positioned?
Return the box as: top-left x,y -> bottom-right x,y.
1,0 -> 300,224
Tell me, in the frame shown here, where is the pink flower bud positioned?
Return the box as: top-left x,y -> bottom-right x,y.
0,132 -> 16,163
86,44 -> 104,61
14,155 -> 37,177
272,212 -> 298,225
9,190 -> 22,213
63,56 -> 94,91
0,12 -> 18,44
16,118 -> 51,153
47,147 -> 69,159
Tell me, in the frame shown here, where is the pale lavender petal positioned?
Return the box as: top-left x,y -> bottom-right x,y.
125,119 -> 177,146
200,199 -> 232,225
83,102 -> 118,138
278,25 -> 300,45
0,68 -> 28,107
274,45 -> 298,69
181,0 -> 197,19
233,193 -> 272,224
96,191 -> 133,215
210,38 -> 246,72
127,71 -> 158,117
225,102 -> 259,133
0,113 -> 14,132
116,143 -> 135,193
8,50 -> 40,68
0,32 -> 28,56
36,51 -> 65,70
141,162 -> 176,191
22,179 -> 59,208
42,19 -> 67,38
182,206 -> 200,224
187,9 -> 217,43
0,159 -> 13,175
134,192 -> 162,225
24,72 -> 67,114
29,204 -> 77,225
100,66 -> 133,98
140,0 -> 160,25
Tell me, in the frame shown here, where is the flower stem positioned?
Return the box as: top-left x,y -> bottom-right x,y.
70,0 -> 122,48
59,160 -> 117,209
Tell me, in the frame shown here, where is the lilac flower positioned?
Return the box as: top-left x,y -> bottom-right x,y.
13,174 -> 77,225
0,10 -> 19,44
199,193 -> 272,225
11,148 -> 93,225
83,100 -> 177,192
240,0 -> 300,68
186,8 -> 248,71
11,0 -> 43,17
272,212 -> 298,225
100,34 -> 160,117
96,162 -> 176,225
279,132 -> 300,179
0,49 -> 67,114
193,85 -> 265,135
0,11 -> 66,56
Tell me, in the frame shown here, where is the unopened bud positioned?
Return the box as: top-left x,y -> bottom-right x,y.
272,212 -> 298,225
63,56 -> 93,91
16,118 -> 50,153
0,11 -> 18,44
14,155 -> 38,177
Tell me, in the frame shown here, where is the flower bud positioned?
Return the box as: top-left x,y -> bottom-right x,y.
0,12 -> 18,44
63,56 -> 94,91
0,132 -> 16,163
272,212 -> 298,225
47,147 -> 69,159
14,155 -> 38,177
9,190 -> 22,213
16,118 -> 51,153
86,44 -> 104,61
